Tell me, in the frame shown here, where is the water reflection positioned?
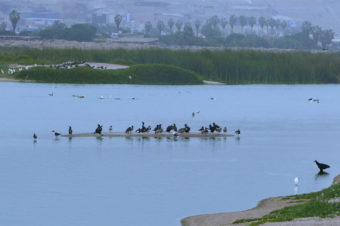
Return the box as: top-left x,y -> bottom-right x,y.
315,171 -> 330,181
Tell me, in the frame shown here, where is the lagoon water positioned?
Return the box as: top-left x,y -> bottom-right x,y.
0,82 -> 340,226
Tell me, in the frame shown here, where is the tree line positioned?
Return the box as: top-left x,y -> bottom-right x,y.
145,16 -> 334,50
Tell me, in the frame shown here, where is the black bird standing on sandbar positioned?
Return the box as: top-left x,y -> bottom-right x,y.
33,133 -> 37,139
314,160 -> 330,173
51,130 -> 61,137
69,126 -> 73,135
94,124 -> 103,135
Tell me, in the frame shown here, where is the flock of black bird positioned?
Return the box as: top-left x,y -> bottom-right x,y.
89,122 -> 234,136
32,122 -> 331,174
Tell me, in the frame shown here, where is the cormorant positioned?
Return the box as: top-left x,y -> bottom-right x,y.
69,126 -> 72,135
33,133 -> 37,139
125,126 -> 134,134
314,160 -> 330,173
51,130 -> 61,136
94,124 -> 103,134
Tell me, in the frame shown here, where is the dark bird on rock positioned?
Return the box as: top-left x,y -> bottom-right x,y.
314,160 -> 330,173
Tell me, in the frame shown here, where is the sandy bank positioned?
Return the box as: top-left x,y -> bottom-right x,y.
181,174 -> 340,226
0,77 -> 17,82
62,132 -> 233,138
203,80 -> 225,85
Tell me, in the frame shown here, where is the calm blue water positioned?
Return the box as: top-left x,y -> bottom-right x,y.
0,82 -> 340,226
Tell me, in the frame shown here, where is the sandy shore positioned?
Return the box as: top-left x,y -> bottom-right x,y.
203,80 -> 225,85
181,174 -> 340,226
0,77 -> 17,82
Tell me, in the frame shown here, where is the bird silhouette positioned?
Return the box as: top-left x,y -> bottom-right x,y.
314,160 -> 330,173
51,130 -> 61,137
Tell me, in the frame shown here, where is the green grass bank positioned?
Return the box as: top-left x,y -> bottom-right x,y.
233,180 -> 340,225
2,47 -> 340,84
14,64 -> 203,85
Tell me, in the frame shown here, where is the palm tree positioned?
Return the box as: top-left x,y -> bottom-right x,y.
144,21 -> 152,36
312,25 -> 322,45
248,16 -> 256,32
9,10 -> 20,32
239,15 -> 247,33
268,18 -> 276,35
175,20 -> 183,32
168,18 -> 174,34
229,15 -> 237,33
194,19 -> 201,37
221,18 -> 228,36
0,22 -> 6,31
320,29 -> 334,50
258,16 -> 266,35
280,20 -> 288,33
301,21 -> 313,37
207,16 -> 220,29
114,14 -> 122,33
156,20 -> 165,35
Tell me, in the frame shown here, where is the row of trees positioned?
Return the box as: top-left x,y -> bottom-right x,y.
145,15 -> 291,38
144,16 -> 334,50
40,22 -> 97,42
300,21 -> 335,50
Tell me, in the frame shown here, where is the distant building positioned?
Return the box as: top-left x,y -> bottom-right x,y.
92,14 -> 107,24
22,12 -> 62,29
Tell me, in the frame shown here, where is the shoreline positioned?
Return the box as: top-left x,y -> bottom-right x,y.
181,174 -> 340,226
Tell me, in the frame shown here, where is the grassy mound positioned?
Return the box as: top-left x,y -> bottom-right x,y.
14,64 -> 203,85
233,182 -> 340,225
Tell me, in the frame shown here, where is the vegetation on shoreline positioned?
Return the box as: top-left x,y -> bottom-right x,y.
14,64 -> 203,85
3,47 -> 340,84
233,182 -> 340,225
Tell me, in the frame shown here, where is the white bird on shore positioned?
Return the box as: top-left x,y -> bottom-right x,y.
294,177 -> 299,186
